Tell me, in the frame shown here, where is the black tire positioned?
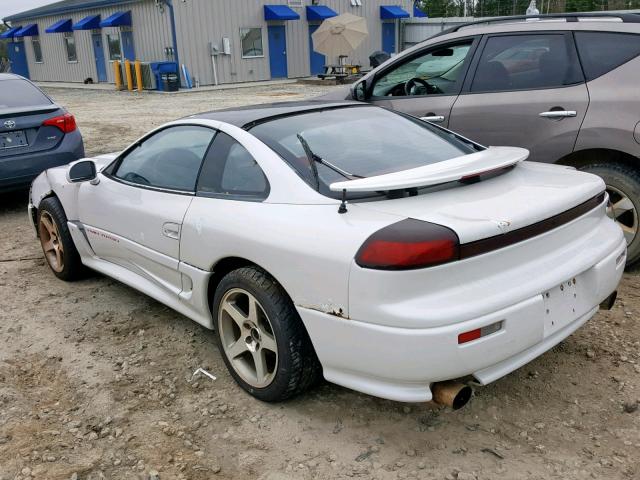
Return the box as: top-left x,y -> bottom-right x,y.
212,266 -> 322,402
37,196 -> 86,281
580,163 -> 640,266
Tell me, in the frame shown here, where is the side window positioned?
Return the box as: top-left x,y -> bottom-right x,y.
372,41 -> 473,97
197,132 -> 269,200
114,126 -> 215,191
471,34 -> 583,93
574,32 -> 640,81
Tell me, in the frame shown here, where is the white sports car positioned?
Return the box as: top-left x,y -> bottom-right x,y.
28,101 -> 625,408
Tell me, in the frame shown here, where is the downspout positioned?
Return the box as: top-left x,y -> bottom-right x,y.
164,0 -> 182,87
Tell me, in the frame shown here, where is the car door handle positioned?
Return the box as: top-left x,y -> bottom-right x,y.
421,115 -> 445,123
539,110 -> 577,119
162,222 -> 181,240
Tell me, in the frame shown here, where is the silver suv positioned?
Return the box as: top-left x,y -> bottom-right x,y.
325,13 -> 640,264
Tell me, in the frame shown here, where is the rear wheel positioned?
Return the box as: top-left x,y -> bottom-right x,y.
37,197 -> 85,281
580,163 -> 640,265
213,266 -> 321,402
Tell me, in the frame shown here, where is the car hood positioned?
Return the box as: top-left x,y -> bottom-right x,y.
354,161 -> 606,244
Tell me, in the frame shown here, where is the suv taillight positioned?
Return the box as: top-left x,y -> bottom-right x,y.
43,113 -> 77,133
356,219 -> 460,270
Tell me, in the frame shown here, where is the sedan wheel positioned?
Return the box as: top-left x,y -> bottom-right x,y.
218,288 -> 278,388
39,211 -> 65,273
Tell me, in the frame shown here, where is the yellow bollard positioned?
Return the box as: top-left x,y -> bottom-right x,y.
113,61 -> 122,90
134,60 -> 143,92
124,59 -> 134,92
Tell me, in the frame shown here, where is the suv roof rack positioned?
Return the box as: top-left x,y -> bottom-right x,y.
431,12 -> 640,38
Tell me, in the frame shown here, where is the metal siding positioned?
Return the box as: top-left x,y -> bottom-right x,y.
14,0 -> 172,84
173,0 -> 414,86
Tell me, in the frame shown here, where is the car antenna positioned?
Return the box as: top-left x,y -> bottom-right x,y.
297,133 -> 365,214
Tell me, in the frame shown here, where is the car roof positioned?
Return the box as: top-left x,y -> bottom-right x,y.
0,73 -> 25,81
189,100 -> 366,129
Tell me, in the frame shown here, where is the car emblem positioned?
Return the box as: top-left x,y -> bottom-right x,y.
3,120 -> 16,129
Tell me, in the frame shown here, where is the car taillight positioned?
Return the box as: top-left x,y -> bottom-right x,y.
355,219 -> 460,270
43,113 -> 77,133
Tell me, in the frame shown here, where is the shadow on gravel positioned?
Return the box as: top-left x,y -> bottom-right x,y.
0,188 -> 30,214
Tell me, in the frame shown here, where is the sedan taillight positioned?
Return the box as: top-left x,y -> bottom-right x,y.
356,219 -> 460,270
43,113 -> 77,133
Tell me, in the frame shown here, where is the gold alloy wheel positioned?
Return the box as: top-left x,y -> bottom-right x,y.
39,211 -> 64,273
218,288 -> 278,388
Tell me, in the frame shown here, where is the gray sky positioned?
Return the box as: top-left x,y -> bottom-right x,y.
1,0 -> 58,21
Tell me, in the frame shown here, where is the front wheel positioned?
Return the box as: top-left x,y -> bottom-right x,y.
580,163 -> 640,265
212,266 -> 321,402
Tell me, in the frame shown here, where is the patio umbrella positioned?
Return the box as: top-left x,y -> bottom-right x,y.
311,13 -> 368,58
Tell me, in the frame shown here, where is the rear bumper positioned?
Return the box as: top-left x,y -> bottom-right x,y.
0,131 -> 84,191
299,234 -> 625,403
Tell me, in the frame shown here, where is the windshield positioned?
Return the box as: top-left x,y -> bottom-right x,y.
249,106 -> 477,198
0,79 -> 52,109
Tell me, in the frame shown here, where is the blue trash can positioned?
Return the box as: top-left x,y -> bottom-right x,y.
150,62 -> 179,91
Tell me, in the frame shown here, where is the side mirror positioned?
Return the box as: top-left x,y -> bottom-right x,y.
68,160 -> 97,183
350,79 -> 368,102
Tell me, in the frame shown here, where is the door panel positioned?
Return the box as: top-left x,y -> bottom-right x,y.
268,25 -> 287,78
371,96 -> 458,128
309,24 -> 325,76
121,30 -> 135,61
449,85 -> 588,163
382,22 -> 395,54
449,32 -> 588,163
8,41 -> 29,79
92,34 -> 107,82
78,176 -> 192,293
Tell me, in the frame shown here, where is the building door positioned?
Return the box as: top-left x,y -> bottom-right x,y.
121,30 -> 136,61
92,34 -> 108,82
268,25 -> 288,78
308,24 -> 325,76
8,41 -> 29,79
382,22 -> 396,54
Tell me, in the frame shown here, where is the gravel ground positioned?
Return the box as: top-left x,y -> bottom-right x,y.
0,84 -> 639,480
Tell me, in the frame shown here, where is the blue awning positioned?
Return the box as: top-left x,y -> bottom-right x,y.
46,18 -> 73,33
264,5 -> 300,21
306,5 -> 338,21
99,11 -> 131,27
380,5 -> 410,19
73,14 -> 101,30
413,4 -> 428,17
0,26 -> 21,39
15,24 -> 39,37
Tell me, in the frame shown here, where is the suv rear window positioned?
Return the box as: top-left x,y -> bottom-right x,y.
574,32 -> 640,81
0,79 -> 52,109
249,106 -> 477,199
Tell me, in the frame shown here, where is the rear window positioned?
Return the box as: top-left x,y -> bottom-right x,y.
249,106 -> 477,198
574,32 -> 640,81
0,79 -> 52,109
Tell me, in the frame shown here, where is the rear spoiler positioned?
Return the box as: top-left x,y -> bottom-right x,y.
329,146 -> 529,193
0,105 -> 59,119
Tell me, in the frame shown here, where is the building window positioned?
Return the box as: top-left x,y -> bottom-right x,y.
240,28 -> 264,58
63,32 -> 77,62
107,34 -> 122,61
288,0 -> 303,6
32,37 -> 43,63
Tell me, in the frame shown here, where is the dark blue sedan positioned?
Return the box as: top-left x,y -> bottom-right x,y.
0,73 -> 84,192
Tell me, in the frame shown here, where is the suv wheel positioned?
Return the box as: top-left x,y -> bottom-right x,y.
580,163 -> 640,265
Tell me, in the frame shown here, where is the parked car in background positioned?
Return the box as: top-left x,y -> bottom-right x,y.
0,73 -> 84,192
28,102 -> 624,406
322,13 -> 640,264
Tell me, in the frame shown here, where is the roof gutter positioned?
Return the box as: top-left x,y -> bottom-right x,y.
3,0 -> 138,22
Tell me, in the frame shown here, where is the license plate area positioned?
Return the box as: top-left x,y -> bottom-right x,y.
1,130 -> 28,149
542,275 -> 589,337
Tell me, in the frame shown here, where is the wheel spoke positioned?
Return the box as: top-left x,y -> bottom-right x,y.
41,215 -> 55,235
612,197 -> 634,219
247,295 -> 259,323
260,332 -> 277,354
227,338 -> 248,359
252,350 -> 267,384
43,238 -> 55,253
54,246 -> 63,268
222,301 -> 247,328
620,223 -> 637,243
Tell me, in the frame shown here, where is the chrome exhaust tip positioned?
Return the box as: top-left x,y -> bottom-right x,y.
432,381 -> 473,410
600,290 -> 617,310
